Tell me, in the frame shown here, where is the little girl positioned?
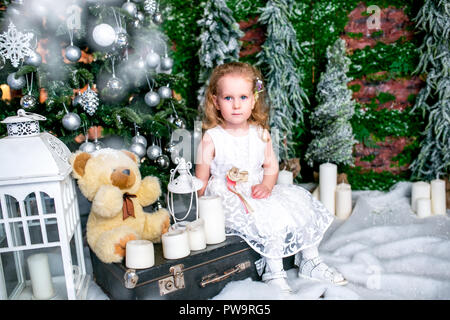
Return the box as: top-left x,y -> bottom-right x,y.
195,62 -> 347,293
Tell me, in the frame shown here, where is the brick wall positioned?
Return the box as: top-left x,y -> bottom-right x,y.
340,2 -> 423,174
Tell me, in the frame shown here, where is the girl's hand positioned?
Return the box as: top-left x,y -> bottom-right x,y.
251,184 -> 272,199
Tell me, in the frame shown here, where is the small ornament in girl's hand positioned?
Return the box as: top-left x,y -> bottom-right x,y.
226,167 -> 253,214
227,167 -> 248,183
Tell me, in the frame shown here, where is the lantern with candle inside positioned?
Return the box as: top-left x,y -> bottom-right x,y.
0,110 -> 89,300
164,157 -> 203,258
166,157 -> 203,226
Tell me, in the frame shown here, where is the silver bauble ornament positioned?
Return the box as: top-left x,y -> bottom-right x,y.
130,142 -> 146,158
135,57 -> 146,71
167,114 -> 175,124
114,32 -> 129,49
79,141 -> 96,153
146,144 -> 162,160
65,45 -> 81,62
20,95 -> 37,109
158,86 -> 172,99
7,72 -> 26,90
73,94 -> 82,106
92,23 -> 116,47
122,1 -> 137,16
131,18 -> 141,30
24,51 -> 42,67
164,141 -> 177,153
160,56 -> 173,71
136,11 -> 145,21
144,91 -> 160,107
62,112 -> 81,131
152,12 -> 163,25
6,4 -> 21,16
146,51 -> 160,69
132,134 -> 147,148
156,154 -> 170,168
105,76 -> 125,99
173,117 -> 186,129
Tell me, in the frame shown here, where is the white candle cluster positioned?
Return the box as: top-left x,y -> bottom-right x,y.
411,179 -> 446,218
161,196 -> 226,260
317,162 -> 353,219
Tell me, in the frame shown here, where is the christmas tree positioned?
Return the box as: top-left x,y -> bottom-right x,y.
304,38 -> 356,168
196,0 -> 243,110
409,0 -> 449,180
256,0 -> 308,161
0,0 -> 198,187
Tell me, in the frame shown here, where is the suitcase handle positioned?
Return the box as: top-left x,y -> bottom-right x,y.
200,261 -> 251,287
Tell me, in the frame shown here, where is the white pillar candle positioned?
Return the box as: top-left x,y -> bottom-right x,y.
162,229 -> 190,260
277,170 -> 293,185
27,253 -> 55,300
411,181 -> 431,212
198,195 -> 226,245
126,240 -> 155,269
431,178 -> 446,215
319,162 -> 337,215
336,182 -> 352,219
186,218 -> 207,251
416,198 -> 432,218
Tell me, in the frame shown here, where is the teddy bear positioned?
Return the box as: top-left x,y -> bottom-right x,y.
70,148 -> 171,264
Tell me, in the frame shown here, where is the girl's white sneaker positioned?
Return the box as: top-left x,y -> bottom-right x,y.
298,257 -> 348,286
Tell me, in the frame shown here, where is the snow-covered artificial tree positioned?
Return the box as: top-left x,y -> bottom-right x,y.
305,38 -> 356,168
256,0 -> 309,160
409,0 -> 450,180
197,0 -> 243,109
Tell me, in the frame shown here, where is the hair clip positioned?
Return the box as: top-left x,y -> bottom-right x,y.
255,77 -> 264,93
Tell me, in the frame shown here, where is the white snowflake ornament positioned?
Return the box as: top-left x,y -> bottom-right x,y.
0,22 -> 34,68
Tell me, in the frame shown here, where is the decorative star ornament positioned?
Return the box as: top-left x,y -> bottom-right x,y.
0,21 -> 34,68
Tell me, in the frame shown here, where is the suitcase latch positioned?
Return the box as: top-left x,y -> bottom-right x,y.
159,264 -> 185,296
124,269 -> 139,289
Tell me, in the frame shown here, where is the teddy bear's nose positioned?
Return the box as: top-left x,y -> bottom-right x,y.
122,169 -> 130,176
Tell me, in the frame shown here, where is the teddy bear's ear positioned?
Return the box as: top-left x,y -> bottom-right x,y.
70,152 -> 92,178
122,150 -> 138,164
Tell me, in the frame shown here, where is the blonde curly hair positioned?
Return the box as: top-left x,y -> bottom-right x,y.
202,62 -> 269,132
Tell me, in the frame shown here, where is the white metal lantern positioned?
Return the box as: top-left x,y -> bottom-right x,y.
0,109 -> 89,300
166,157 -> 203,228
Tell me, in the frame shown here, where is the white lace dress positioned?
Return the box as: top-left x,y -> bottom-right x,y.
204,125 -> 334,259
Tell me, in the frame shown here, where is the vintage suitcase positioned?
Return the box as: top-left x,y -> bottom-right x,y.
90,235 -> 266,300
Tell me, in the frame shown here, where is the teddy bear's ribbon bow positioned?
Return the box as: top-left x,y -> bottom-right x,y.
226,167 -> 253,214
122,193 -> 137,220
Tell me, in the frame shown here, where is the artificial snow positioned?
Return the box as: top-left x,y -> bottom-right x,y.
84,182 -> 450,300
